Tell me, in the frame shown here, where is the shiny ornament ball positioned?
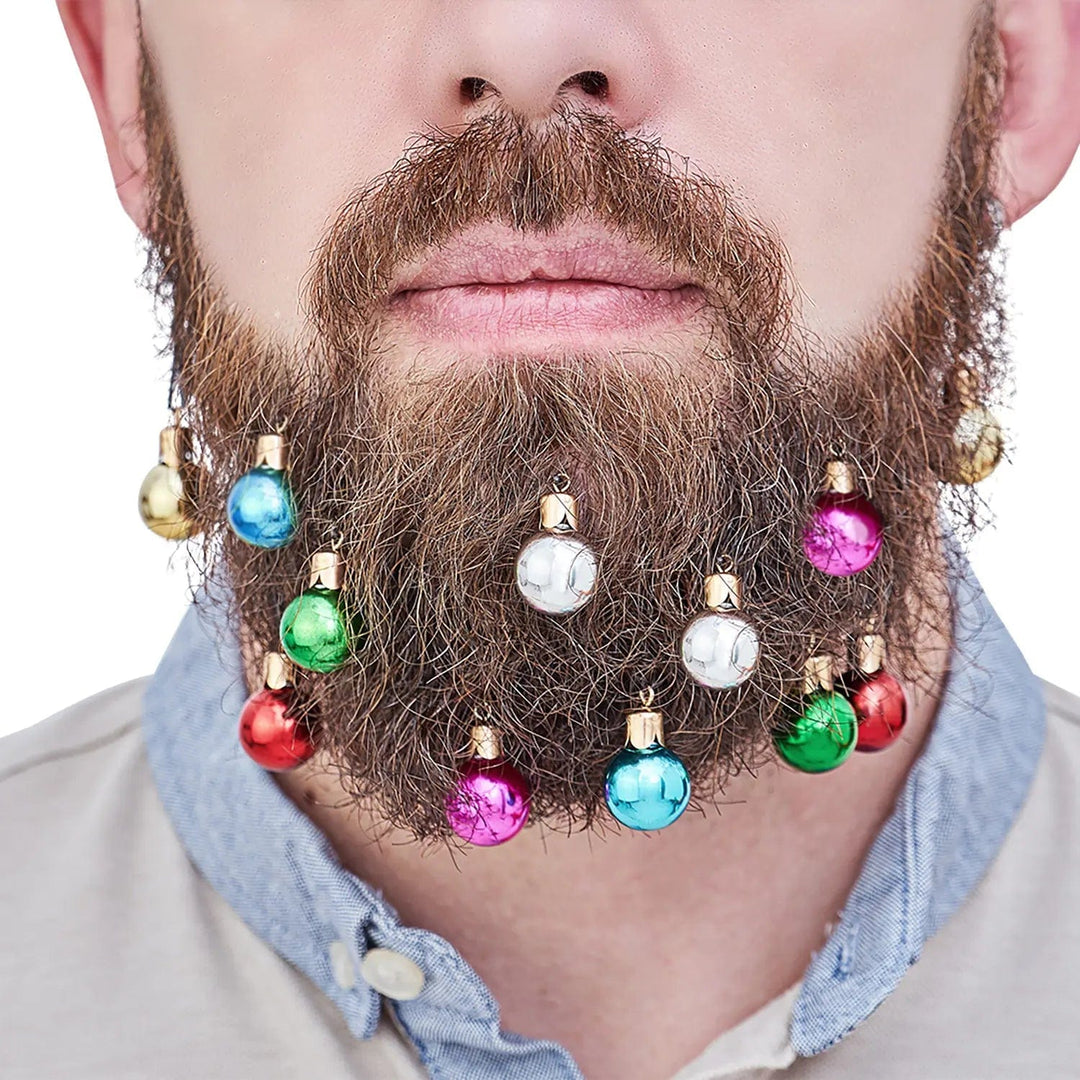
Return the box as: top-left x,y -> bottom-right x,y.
238,687 -> 316,771
280,588 -> 352,673
803,491 -> 883,576
851,670 -> 908,751
604,744 -> 691,831
138,463 -> 197,540
680,611 -> 760,689
516,533 -> 598,615
774,690 -> 858,773
943,407 -> 1004,485
227,466 -> 296,549
445,758 -> 531,846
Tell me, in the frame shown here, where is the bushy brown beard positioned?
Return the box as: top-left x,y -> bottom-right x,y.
140,5 -> 1008,840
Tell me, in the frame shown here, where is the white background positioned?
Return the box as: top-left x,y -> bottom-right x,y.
0,6 -> 1077,737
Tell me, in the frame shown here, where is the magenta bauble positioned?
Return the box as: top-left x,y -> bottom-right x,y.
803,490 -> 884,576
445,757 -> 531,846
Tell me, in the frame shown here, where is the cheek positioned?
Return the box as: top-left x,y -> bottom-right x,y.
142,0 -> 979,344
662,1 -> 978,340
142,1 -> 422,334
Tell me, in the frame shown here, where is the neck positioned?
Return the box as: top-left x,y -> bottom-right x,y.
265,581 -> 950,1080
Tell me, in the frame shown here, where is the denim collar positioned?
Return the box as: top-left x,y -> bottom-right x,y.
142,563 -> 1045,1076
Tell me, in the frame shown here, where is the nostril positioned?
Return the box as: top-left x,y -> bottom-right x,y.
459,70 -> 609,108
563,70 -> 609,100
460,76 -> 490,103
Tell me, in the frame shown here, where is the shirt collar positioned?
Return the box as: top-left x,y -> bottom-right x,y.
141,561 -> 1045,1073
790,562 -> 1046,1052
143,588 -> 584,1078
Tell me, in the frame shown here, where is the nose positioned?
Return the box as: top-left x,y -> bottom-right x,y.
417,0 -> 668,131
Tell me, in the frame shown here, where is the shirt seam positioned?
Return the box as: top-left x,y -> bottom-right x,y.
0,717 -> 142,785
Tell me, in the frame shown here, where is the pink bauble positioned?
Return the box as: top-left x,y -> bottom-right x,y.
803,491 -> 883,576
445,758 -> 531,846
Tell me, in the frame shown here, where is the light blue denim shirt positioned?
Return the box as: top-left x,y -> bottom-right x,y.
142,563 -> 1046,1079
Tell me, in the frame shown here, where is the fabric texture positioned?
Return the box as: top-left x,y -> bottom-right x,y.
2,565 -> 1075,1078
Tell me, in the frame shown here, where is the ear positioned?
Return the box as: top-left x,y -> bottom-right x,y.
995,0 -> 1080,225
58,0 -> 147,231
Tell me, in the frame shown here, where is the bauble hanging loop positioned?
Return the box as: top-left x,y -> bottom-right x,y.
941,366 -> 1004,485
515,474 -> 598,615
138,423 -> 200,540
604,689 -> 691,831
445,719 -> 531,846
680,562 -> 761,689
279,550 -> 356,673
802,460 -> 883,577
846,630 -> 908,752
227,433 -> 297,549
238,652 -> 317,771
774,651 -> 858,773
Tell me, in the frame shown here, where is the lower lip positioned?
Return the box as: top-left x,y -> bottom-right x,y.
387,280 -> 705,351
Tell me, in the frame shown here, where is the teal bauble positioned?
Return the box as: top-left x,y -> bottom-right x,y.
604,742 -> 691,831
774,689 -> 858,773
280,587 -> 352,673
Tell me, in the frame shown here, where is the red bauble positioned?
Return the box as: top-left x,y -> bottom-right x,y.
851,670 -> 907,751
238,687 -> 317,771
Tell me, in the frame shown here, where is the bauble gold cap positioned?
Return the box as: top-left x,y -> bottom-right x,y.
309,550 -> 344,589
802,654 -> 837,695
625,689 -> 664,749
254,434 -> 288,471
263,651 -> 293,690
823,460 -> 857,495
468,724 -> 502,761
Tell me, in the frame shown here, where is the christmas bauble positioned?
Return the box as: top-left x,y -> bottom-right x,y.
851,670 -> 907,751
680,611 -> 760,689
280,588 -> 352,673
227,466 -> 296,548
238,687 -> 316,771
944,406 -> 1004,485
774,690 -> 858,772
515,533 -> 598,615
445,758 -> 531,846
138,463 -> 197,540
803,491 -> 883,577
604,743 -> 691,830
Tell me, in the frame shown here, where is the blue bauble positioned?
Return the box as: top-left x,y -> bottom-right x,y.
226,466 -> 296,549
604,743 -> 691,831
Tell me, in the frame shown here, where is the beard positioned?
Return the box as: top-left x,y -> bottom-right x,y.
139,6 -> 1008,840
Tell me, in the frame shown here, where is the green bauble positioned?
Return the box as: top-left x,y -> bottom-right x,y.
280,587 -> 352,673
774,690 -> 858,773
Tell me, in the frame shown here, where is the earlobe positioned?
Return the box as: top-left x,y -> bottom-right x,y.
58,0 -> 148,231
995,0 -> 1080,225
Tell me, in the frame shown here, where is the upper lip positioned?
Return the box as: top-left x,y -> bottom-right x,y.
388,219 -> 696,296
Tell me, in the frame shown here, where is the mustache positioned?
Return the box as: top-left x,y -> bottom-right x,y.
305,106 -> 793,362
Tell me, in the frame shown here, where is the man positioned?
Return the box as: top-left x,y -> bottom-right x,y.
2,1 -> 1078,1077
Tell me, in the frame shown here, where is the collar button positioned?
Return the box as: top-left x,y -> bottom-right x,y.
360,947 -> 426,1001
328,939 -> 357,990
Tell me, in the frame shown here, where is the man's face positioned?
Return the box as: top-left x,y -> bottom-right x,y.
131,1 -> 1006,839
140,0 -> 980,357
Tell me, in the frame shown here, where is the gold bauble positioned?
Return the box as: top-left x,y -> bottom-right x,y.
944,406 -> 1004,485
138,463 -> 197,540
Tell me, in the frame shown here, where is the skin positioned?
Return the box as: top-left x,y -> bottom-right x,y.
61,2 -> 1080,1078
